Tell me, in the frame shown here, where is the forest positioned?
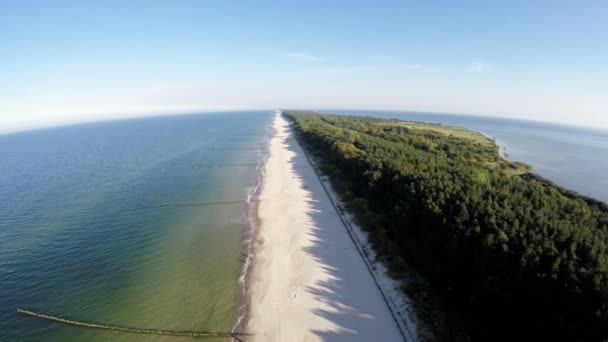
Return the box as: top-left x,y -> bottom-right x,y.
284,111 -> 608,341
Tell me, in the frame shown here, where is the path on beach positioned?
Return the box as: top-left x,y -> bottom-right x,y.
246,113 -> 404,341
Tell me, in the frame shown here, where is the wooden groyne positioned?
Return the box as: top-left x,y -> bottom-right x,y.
211,147 -> 261,151
141,199 -> 261,208
195,163 -> 259,168
16,309 -> 252,339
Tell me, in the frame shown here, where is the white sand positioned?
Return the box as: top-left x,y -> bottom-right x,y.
246,113 -> 405,341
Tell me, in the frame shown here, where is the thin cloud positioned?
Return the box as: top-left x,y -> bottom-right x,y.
369,55 -> 395,63
291,64 -> 428,74
285,52 -> 321,61
468,62 -> 490,72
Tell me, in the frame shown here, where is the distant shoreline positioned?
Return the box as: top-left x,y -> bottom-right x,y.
476,130 -> 508,159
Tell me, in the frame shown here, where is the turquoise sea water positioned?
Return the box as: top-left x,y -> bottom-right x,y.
332,110 -> 608,203
0,111 -> 272,341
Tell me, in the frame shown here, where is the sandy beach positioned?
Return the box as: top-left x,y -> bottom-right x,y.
245,113 -> 405,341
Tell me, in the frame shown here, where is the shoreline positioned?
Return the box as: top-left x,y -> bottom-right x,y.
244,112 -> 410,341
232,121 -> 273,337
477,130 -> 508,159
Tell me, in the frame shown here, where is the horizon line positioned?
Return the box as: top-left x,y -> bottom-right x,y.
2,107 -> 607,136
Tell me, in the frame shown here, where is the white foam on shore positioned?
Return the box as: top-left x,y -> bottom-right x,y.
232,123 -> 273,337
478,130 -> 508,158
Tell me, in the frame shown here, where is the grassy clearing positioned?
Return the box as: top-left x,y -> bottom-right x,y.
377,121 -> 494,147
375,121 -> 530,175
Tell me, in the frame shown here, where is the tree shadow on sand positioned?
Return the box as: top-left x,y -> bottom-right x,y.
277,132 -> 403,342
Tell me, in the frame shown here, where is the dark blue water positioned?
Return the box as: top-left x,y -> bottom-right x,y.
330,110 -> 608,203
0,111 -> 272,341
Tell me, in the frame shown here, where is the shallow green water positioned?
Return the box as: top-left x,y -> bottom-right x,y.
0,111 -> 272,340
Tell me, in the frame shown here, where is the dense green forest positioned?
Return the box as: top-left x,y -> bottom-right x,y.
284,111 -> 608,341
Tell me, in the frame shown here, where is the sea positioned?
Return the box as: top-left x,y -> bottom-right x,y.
1,109 -> 607,341
0,111 -> 273,341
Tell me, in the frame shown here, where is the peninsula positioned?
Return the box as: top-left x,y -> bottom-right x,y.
246,112 -> 412,341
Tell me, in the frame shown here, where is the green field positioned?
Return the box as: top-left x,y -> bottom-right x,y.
375,120 -> 494,147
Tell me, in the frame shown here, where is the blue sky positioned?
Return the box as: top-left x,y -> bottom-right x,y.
1,0 -> 607,132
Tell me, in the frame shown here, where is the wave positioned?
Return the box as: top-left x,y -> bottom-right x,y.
231,120 -> 273,338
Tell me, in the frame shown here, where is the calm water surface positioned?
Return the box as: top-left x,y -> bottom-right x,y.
0,111 -> 272,340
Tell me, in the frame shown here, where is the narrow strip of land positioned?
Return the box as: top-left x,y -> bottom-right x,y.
246,113 -> 404,341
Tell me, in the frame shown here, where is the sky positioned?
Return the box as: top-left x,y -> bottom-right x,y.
1,0 -> 607,133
